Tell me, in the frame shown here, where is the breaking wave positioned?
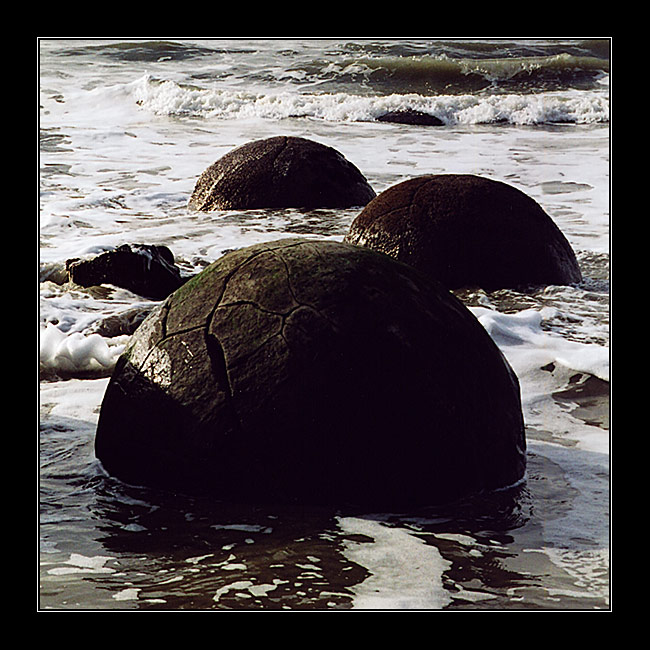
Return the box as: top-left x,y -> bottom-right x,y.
131,74 -> 609,126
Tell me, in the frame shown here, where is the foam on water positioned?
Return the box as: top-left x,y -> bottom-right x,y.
44,553 -> 116,576
39,323 -> 127,376
471,307 -> 609,382
128,73 -> 609,126
40,376 -> 108,431
468,306 -> 609,454
338,516 -> 453,609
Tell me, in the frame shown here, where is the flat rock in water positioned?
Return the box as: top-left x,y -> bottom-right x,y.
89,306 -> 155,338
95,238 -> 526,507
66,244 -> 186,300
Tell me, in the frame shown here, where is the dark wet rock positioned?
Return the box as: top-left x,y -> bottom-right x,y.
40,261 -> 69,285
345,174 -> 582,291
95,238 -> 526,508
188,136 -> 376,211
376,110 -> 444,126
553,372 -> 610,430
89,306 -> 155,338
66,244 -> 186,300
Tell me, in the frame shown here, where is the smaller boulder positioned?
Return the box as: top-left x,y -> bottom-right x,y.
188,135 -> 376,211
345,174 -> 582,291
376,110 -> 444,126
66,244 -> 186,300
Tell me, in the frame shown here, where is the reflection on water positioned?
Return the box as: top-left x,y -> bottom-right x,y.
39,433 -> 609,610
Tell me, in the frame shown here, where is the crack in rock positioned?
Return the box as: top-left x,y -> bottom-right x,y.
204,329 -> 244,434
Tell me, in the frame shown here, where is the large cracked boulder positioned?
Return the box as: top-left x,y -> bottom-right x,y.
188,136 -> 376,211
95,238 -> 526,507
345,174 -> 582,291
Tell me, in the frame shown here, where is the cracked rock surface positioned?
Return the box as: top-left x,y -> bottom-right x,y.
345,174 -> 583,291
188,136 -> 376,211
95,238 -> 526,507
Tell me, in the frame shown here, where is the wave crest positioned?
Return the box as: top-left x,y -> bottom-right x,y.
131,74 -> 610,126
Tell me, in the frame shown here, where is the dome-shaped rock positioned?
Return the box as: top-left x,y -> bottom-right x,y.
188,136 -> 376,211
344,174 -> 582,290
95,238 -> 526,507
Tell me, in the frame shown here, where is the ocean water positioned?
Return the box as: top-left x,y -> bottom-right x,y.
39,38 -> 611,610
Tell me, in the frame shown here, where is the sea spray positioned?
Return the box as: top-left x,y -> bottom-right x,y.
130,74 -> 609,125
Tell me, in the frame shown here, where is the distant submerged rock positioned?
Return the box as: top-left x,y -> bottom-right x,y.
188,136 -> 376,211
376,110 -> 444,126
345,174 -> 582,291
95,238 -> 526,508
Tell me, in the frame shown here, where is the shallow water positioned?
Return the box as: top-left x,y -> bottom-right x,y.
39,373 -> 609,610
39,38 -> 610,610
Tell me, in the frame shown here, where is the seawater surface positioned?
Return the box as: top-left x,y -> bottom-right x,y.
39,38 -> 610,610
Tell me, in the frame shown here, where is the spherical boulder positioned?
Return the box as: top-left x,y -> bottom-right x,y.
344,174 -> 582,290
188,136 -> 376,211
95,238 -> 526,507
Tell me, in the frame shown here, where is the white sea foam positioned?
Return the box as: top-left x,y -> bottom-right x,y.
338,516 -> 452,609
47,553 -> 116,576
113,588 -> 141,601
470,306 -> 609,382
128,74 -> 609,126
39,323 -> 126,375
470,306 -> 609,454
